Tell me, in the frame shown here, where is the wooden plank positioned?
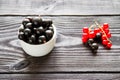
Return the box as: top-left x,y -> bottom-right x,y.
0,0 -> 120,15
0,73 -> 120,80
0,16 -> 120,72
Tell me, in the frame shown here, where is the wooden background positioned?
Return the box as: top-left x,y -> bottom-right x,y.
0,0 -> 120,79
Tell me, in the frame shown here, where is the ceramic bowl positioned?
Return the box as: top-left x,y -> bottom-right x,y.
18,24 -> 56,57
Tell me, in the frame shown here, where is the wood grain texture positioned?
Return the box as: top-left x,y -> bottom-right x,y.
0,0 -> 120,15
0,74 -> 120,80
0,16 -> 120,73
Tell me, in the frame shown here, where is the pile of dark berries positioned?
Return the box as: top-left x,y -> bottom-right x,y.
18,16 -> 54,44
82,22 -> 112,53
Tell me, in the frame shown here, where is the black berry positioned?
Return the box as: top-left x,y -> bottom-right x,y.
36,26 -> 44,35
18,32 -> 24,40
92,49 -> 97,53
91,43 -> 99,50
24,28 -> 31,36
87,39 -> 94,46
38,35 -> 46,44
33,27 -> 37,33
32,17 -> 42,27
42,19 -> 52,27
25,23 -> 33,29
26,16 -> 33,22
45,30 -> 53,41
22,18 -> 30,27
19,27 -> 24,32
28,35 -> 36,44
49,26 -> 53,31
94,32 -> 102,42
19,16 -> 54,45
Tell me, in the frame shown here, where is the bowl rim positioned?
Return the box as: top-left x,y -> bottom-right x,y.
18,24 -> 56,46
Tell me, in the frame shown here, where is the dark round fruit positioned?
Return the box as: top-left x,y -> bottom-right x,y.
87,39 -> 94,46
28,35 -> 36,44
18,32 -> 24,40
38,35 -> 46,44
22,18 -> 30,27
25,23 -> 33,29
94,32 -> 102,42
42,19 -> 52,27
19,27 -> 24,32
91,43 -> 99,50
36,26 -> 44,35
45,30 -> 53,41
49,26 -> 53,31
20,16 -> 54,44
32,17 -> 42,27
26,16 -> 33,22
33,27 -> 37,33
92,49 -> 97,53
24,28 -> 31,36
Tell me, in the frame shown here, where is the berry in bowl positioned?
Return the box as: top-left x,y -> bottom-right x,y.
18,16 -> 56,57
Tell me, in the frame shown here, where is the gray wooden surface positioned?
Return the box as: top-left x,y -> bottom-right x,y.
0,0 -> 120,80
0,74 -> 120,80
0,0 -> 120,15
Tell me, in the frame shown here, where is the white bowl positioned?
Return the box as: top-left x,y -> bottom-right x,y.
19,24 -> 56,57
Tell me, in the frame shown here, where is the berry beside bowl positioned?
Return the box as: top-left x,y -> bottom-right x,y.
18,16 -> 56,57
